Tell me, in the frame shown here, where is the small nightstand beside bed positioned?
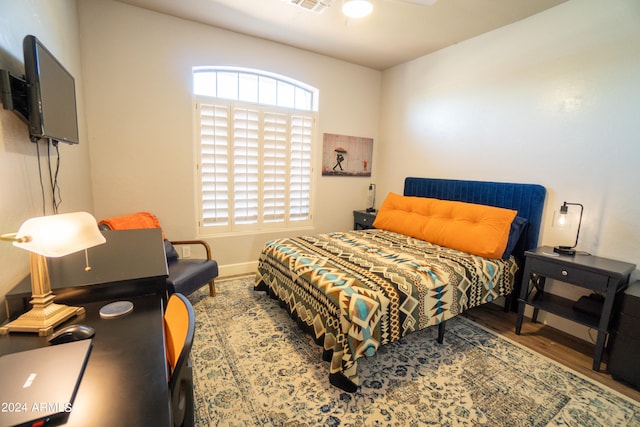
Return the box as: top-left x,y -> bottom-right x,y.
255,177 -> 546,391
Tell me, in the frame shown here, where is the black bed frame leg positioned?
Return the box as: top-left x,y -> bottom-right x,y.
504,295 -> 512,312
437,321 -> 446,344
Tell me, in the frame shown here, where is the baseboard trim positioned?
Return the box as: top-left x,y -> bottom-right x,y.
219,261 -> 257,279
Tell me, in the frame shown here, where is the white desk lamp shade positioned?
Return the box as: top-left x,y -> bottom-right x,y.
13,212 -> 106,257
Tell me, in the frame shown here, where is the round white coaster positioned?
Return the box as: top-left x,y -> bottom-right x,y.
99,301 -> 134,319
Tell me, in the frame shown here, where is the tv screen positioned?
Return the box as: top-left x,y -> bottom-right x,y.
23,35 -> 79,144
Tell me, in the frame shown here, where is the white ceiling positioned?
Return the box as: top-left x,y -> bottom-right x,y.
115,0 -> 568,70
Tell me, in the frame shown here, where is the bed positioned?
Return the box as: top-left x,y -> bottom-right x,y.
255,177 -> 546,391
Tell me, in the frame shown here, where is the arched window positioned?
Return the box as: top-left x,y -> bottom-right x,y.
193,67 -> 318,234
194,67 -> 317,111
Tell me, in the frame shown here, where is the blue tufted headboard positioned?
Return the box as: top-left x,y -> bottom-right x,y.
403,177 -> 546,260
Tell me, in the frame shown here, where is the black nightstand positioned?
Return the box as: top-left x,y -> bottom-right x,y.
608,281 -> 640,388
353,210 -> 377,230
515,247 -> 635,371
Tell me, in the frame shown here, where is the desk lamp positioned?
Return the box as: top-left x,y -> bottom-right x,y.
553,201 -> 583,256
0,212 -> 106,336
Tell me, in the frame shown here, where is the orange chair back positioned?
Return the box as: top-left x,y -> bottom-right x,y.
164,294 -> 192,371
163,293 -> 195,427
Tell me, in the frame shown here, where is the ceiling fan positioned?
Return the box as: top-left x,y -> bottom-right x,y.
285,0 -> 437,18
342,0 -> 438,18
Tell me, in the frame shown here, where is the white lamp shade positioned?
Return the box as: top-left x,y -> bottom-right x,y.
13,212 -> 106,257
342,0 -> 373,18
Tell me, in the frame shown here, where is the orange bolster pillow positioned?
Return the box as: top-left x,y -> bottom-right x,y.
372,192 -> 517,259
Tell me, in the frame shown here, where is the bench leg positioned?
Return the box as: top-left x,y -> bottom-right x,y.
209,280 -> 216,297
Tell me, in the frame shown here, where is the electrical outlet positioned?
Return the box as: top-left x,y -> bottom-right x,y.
182,246 -> 191,258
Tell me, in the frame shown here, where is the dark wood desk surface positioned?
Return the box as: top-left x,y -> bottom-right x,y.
48,228 -> 168,290
1,228 -> 171,426
0,295 -> 171,427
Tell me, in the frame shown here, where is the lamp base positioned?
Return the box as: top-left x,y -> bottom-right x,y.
0,299 -> 85,336
554,246 -> 576,256
0,253 -> 86,336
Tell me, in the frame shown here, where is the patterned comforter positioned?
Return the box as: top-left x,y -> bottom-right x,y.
255,229 -> 518,390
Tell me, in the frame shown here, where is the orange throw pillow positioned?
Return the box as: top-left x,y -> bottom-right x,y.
98,211 -> 166,239
372,192 -> 517,259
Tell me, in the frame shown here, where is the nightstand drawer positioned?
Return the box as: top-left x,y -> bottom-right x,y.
354,212 -> 373,226
528,258 -> 609,291
353,210 -> 377,230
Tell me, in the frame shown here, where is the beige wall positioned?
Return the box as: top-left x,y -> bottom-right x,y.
0,0 -> 93,319
378,0 -> 640,340
78,0 -> 382,276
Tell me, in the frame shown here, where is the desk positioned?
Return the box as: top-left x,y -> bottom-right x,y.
0,295 -> 171,427
6,229 -> 168,319
515,247 -> 635,371
0,228 -> 171,426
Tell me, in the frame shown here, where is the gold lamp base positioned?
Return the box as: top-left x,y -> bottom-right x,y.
0,253 -> 85,336
0,298 -> 85,336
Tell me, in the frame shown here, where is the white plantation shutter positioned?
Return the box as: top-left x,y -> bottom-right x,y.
197,100 -> 314,233
289,115 -> 312,221
233,107 -> 260,225
263,112 -> 288,223
199,103 -> 230,227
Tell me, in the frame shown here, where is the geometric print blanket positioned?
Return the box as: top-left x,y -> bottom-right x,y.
255,229 -> 518,391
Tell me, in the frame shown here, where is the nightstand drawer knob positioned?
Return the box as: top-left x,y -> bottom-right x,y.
562,270 -> 568,276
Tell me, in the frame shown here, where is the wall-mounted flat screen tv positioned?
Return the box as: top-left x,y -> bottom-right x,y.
23,35 -> 79,144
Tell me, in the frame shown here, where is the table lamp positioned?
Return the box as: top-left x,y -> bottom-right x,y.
367,183 -> 376,213
553,201 -> 583,255
0,212 -> 106,336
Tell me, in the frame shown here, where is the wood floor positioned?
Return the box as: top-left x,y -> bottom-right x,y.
462,303 -> 640,403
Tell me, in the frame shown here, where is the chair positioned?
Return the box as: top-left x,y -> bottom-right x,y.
98,212 -> 218,297
164,293 -> 195,427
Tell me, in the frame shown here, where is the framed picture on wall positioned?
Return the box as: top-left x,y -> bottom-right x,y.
321,133 -> 373,177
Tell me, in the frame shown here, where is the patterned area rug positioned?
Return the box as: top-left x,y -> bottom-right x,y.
189,276 -> 640,426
